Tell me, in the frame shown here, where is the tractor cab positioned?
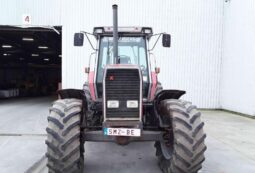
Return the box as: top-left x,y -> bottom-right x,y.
94,27 -> 152,99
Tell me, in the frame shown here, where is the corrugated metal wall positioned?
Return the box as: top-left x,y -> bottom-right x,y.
61,0 -> 224,108
0,0 -> 224,109
0,0 -> 61,25
220,0 -> 255,116
1,1 -> 254,114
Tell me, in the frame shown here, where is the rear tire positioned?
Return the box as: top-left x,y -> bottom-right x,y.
156,99 -> 207,173
46,99 -> 84,173
83,82 -> 94,122
156,82 -> 163,95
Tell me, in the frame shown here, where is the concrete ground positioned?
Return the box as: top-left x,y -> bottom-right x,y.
0,97 -> 255,173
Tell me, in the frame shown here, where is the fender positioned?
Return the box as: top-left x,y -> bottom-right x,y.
154,90 -> 186,128
57,89 -> 84,99
155,90 -> 186,102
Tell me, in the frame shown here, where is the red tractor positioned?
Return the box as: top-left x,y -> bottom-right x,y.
46,5 -> 206,173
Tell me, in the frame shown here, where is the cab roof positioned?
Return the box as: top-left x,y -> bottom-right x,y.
93,27 -> 153,38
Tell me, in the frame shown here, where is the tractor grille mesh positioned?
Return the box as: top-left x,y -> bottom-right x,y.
104,68 -> 140,118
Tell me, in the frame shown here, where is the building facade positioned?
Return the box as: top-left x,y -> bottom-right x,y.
0,0 -> 254,116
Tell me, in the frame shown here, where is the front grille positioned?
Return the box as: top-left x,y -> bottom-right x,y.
104,68 -> 141,118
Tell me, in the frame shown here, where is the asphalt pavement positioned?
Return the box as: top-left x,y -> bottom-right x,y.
0,97 -> 255,173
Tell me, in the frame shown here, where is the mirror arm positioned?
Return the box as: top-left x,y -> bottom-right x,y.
80,31 -> 94,36
80,31 -> 97,50
148,33 -> 165,51
89,52 -> 97,68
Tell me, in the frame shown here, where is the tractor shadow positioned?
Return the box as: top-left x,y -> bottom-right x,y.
84,142 -> 161,173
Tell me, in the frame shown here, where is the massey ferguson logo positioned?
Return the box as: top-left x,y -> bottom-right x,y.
109,75 -> 114,80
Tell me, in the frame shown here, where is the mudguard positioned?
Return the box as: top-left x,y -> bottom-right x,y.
154,90 -> 186,102
57,89 -> 84,99
154,90 -> 186,128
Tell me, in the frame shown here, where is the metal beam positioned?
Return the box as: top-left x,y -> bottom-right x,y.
84,130 -> 164,142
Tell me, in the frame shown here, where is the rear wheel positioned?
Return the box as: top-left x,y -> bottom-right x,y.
46,99 -> 84,173
155,99 -> 207,173
155,82 -> 163,95
83,82 -> 94,123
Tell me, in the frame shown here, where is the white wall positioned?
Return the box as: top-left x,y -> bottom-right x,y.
0,0 -> 225,108
61,0 -> 224,108
220,0 -> 255,116
1,0 -> 254,115
0,0 -> 61,26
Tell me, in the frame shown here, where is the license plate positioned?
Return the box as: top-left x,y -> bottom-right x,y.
104,128 -> 141,137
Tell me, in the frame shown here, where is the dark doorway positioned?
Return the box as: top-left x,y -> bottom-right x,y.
0,26 -> 62,98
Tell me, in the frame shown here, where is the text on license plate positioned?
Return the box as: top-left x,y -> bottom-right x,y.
104,128 -> 141,137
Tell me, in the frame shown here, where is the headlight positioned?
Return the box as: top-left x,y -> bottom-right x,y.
127,100 -> 138,108
94,28 -> 103,33
93,27 -> 104,34
143,28 -> 152,34
107,100 -> 119,108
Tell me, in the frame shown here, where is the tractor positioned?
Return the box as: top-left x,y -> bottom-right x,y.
45,4 -> 206,173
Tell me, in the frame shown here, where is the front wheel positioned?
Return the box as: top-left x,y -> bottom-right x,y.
46,99 -> 84,173
156,99 -> 207,173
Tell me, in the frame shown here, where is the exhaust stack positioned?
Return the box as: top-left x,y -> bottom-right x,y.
112,4 -> 118,64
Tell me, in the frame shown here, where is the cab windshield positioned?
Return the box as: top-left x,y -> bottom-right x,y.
97,36 -> 148,83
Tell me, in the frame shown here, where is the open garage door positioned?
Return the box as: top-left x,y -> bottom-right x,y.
0,26 -> 62,98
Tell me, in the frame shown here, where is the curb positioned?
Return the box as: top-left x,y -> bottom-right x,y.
25,155 -> 47,173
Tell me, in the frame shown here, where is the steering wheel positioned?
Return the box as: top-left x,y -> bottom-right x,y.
118,55 -> 131,64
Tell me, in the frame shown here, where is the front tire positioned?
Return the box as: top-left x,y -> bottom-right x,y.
46,99 -> 84,173
156,99 -> 207,173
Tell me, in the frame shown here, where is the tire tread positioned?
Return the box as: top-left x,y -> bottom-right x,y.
156,99 -> 207,173
46,99 -> 84,173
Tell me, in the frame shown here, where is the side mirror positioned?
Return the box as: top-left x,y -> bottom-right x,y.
74,33 -> 84,46
162,34 -> 171,47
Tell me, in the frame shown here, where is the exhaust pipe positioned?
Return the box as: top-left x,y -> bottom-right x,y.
112,4 -> 118,64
